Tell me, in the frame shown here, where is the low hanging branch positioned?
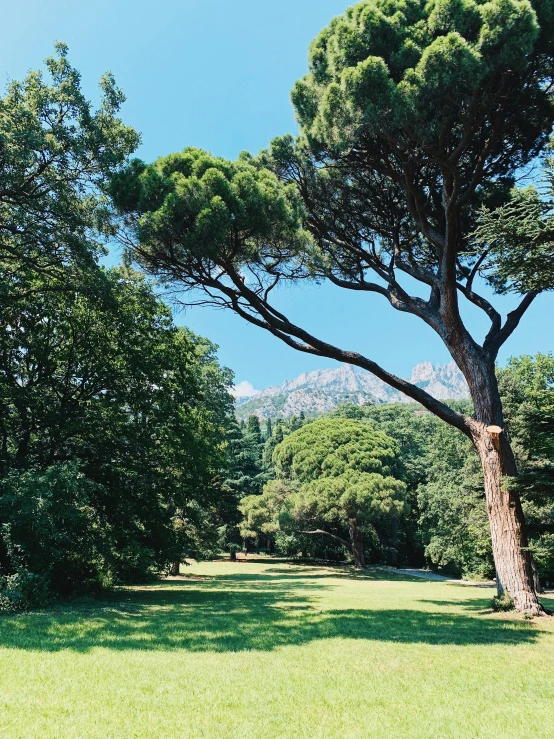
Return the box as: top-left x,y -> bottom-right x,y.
300,530 -> 350,548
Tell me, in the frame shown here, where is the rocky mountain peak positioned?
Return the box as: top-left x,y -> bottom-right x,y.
235,361 -> 468,420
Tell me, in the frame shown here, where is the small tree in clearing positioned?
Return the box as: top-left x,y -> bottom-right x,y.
274,417 -> 406,567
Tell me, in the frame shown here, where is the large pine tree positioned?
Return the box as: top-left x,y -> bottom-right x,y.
110,0 -> 554,613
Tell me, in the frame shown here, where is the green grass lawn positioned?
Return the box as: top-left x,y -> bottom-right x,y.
1,561 -> 553,739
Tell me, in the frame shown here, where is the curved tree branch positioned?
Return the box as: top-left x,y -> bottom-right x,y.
484,291 -> 538,357
300,529 -> 350,548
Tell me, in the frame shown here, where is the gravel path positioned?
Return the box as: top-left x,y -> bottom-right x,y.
377,567 -> 495,586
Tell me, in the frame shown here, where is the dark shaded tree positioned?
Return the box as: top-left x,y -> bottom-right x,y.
499,354 -> 554,582
0,267 -> 233,601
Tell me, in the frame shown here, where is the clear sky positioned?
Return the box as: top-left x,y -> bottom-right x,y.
2,0 -> 552,392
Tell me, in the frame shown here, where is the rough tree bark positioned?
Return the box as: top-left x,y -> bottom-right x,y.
471,426 -> 541,613
465,361 -> 544,615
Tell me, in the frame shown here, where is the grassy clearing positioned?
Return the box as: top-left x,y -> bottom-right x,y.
1,560 -> 553,739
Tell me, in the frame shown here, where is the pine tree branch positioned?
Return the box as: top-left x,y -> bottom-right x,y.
483,291 -> 538,356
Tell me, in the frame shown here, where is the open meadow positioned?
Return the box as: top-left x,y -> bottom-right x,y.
1,560 -> 553,739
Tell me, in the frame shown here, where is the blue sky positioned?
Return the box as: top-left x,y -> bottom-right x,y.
2,0 -> 552,392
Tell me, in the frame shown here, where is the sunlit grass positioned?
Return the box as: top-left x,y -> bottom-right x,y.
1,560 -> 553,738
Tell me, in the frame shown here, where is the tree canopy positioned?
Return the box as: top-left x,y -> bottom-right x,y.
241,417 -> 406,567
0,49 -> 239,608
0,43 -> 138,293
0,266 -> 234,602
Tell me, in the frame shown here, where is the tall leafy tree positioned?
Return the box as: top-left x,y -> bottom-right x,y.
334,402 -> 440,564
110,1 -> 554,612
239,479 -> 289,550
246,414 -> 263,445
0,43 -> 138,295
0,267 -> 233,599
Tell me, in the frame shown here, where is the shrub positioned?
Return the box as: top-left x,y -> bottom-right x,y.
491,593 -> 515,612
0,570 -> 53,612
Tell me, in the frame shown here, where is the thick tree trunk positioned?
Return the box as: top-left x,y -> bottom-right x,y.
349,520 -> 365,568
230,549 -> 237,562
466,362 -> 544,615
531,559 -> 544,594
170,559 -> 180,576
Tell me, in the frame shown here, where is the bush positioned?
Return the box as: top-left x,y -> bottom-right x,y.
0,569 -> 53,612
491,593 -> 515,612
0,463 -> 112,603
274,532 -> 301,557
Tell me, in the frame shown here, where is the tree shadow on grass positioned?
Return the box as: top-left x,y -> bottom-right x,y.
258,566 -> 427,583
0,576 -> 541,654
420,594 -> 554,613
419,598 -> 496,613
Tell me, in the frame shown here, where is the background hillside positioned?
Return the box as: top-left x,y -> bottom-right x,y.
235,362 -> 468,420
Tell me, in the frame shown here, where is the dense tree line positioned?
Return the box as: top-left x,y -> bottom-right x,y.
237,354 -> 554,587
0,268 -> 234,603
0,50 -> 236,609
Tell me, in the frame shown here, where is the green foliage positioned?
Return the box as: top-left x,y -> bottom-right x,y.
222,416 -> 266,500
0,463 -> 109,598
491,593 -> 516,612
240,417 -> 406,564
333,403 -> 436,563
333,401 -> 494,577
292,0 -> 551,161
498,354 -> 554,580
239,480 -> 292,542
417,422 -> 494,579
234,354 -> 553,580
530,533 -> 554,583
0,44 -> 138,290
275,419 -> 407,538
109,147 -> 310,281
338,404 -> 437,491
286,472 -> 405,528
498,353 -> 554,462
0,267 -> 234,604
273,417 -> 400,481
0,569 -> 52,613
474,156 -> 554,292
246,415 -> 263,445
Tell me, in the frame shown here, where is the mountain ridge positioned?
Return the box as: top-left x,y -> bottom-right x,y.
235,361 -> 469,420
